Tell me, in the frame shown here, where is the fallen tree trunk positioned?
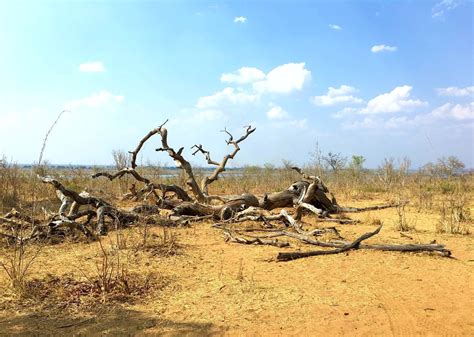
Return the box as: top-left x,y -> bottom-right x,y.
172,193 -> 259,220
277,225 -> 382,261
260,180 -> 310,210
40,176 -> 138,235
222,229 -> 290,248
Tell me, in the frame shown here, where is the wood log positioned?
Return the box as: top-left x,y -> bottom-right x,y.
222,229 -> 290,248
259,180 -> 308,210
277,226 -> 382,261
172,193 -> 260,220
260,190 -> 295,210
277,229 -> 451,259
40,176 -> 138,235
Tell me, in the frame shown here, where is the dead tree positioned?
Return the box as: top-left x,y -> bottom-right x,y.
93,121 -> 255,205
40,176 -> 138,235
172,193 -> 259,220
92,120 -> 192,204
212,210 -> 452,260
191,125 -> 256,196
290,167 -> 402,218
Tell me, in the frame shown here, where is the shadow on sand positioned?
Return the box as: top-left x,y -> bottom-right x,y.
0,307 -> 224,336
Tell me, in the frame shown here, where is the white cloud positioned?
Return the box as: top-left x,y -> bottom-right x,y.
266,105 -> 289,120
371,45 -> 398,53
332,107 -> 359,119
65,90 -> 124,110
343,102 -> 473,130
194,109 -> 224,121
253,62 -> 311,94
79,61 -> 105,73
432,0 -> 460,19
271,118 -> 307,129
431,102 -> 474,120
311,85 -> 363,106
328,24 -> 342,30
363,85 -> 427,114
343,117 -> 377,129
234,16 -> 247,23
436,86 -> 474,97
289,119 -> 307,129
196,87 -> 259,109
221,67 -> 266,84
195,62 -> 311,120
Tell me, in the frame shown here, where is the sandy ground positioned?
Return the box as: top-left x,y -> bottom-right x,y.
0,203 -> 473,336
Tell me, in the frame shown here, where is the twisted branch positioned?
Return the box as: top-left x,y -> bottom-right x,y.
194,126 -> 256,196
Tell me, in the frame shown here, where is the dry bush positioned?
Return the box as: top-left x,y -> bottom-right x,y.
436,192 -> 471,235
394,200 -> 415,232
0,241 -> 41,294
0,157 -> 22,213
23,270 -> 161,311
72,223 -> 170,303
141,227 -> 181,257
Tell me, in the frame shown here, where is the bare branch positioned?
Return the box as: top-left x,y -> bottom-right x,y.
200,125 -> 256,195
277,226 -> 383,261
154,125 -> 205,202
129,119 -> 168,169
191,144 -> 220,166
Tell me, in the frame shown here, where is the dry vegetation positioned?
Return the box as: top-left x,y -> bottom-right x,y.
0,125 -> 473,336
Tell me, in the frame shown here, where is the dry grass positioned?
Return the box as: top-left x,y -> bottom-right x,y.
0,161 -> 473,335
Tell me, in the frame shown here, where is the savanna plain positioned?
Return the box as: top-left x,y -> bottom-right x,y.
0,154 -> 473,336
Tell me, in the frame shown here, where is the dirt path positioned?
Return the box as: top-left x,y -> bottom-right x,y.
1,206 -> 473,336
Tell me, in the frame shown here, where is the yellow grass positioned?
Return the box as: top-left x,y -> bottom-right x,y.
0,166 -> 473,335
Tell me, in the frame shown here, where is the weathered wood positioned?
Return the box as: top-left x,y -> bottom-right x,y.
277,226 -> 382,261
193,126 -> 256,196
130,119 -> 169,169
40,176 -> 137,235
219,193 -> 259,220
336,202 -> 406,213
260,188 -> 301,210
155,125 -> 206,202
222,229 -> 290,248
331,240 -> 451,257
171,193 -> 259,220
260,179 -> 334,211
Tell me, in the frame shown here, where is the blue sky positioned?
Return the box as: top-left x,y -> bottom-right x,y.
0,0 -> 472,168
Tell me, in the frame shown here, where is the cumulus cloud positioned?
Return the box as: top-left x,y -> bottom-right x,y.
64,90 -> 124,110
234,16 -> 247,23
432,0 -> 460,19
253,62 -> 311,94
195,62 -> 310,122
289,119 -> 307,129
217,62 -> 311,94
196,87 -> 259,109
221,67 -> 266,84
79,61 -> 105,72
311,85 -> 363,106
328,24 -> 342,30
362,85 -> 427,114
193,109 -> 224,121
436,86 -> 474,97
343,117 -> 377,129
344,101 -> 473,129
371,45 -> 398,53
431,102 -> 474,120
266,105 -> 289,120
271,118 -> 307,129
